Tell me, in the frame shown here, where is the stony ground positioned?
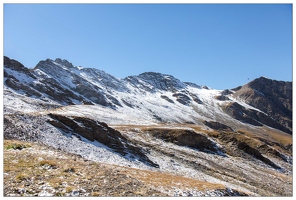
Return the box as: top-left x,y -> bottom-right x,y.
3,139 -> 246,197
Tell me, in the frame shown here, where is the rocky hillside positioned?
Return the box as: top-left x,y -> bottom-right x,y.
3,56 -> 293,196
232,77 -> 292,133
4,139 -> 250,197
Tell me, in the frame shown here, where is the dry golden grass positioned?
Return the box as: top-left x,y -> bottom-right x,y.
261,127 -> 292,146
4,118 -> 292,197
190,126 -> 221,138
186,124 -> 291,155
38,160 -> 58,168
123,168 -> 225,192
4,139 -> 225,196
235,127 -> 292,156
114,124 -> 222,140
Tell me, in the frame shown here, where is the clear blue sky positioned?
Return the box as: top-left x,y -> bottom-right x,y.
4,4 -> 292,89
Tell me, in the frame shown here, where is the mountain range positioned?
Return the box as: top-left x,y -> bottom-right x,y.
3,56 -> 293,196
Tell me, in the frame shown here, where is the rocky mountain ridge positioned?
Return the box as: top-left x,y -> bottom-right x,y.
3,56 -> 293,196
4,56 -> 292,133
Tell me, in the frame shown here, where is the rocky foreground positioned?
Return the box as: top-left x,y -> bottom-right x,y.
4,140 -> 247,197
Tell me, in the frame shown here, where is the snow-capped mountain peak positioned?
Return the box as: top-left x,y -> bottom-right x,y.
4,56 -> 292,134
54,58 -> 75,68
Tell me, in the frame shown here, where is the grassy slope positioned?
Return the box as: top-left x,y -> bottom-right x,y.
3,139 -> 227,197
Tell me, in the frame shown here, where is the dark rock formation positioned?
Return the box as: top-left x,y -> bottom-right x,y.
145,128 -> 223,154
188,92 -> 203,104
160,95 -> 175,103
215,95 -> 230,101
223,102 -> 291,134
54,58 -> 74,69
5,78 -> 42,97
4,56 -> 36,79
121,99 -> 134,108
237,142 -> 280,169
172,93 -> 191,105
47,114 -> 159,168
184,82 -> 202,89
221,89 -> 234,95
203,121 -> 234,132
222,102 -> 262,126
216,131 -> 281,169
133,72 -> 186,92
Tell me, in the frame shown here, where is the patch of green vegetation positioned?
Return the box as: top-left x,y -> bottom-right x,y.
6,143 -> 31,150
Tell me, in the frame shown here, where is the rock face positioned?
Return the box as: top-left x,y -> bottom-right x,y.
47,114 -> 159,168
215,95 -> 230,101
237,141 -> 280,169
172,93 -> 192,106
205,129 -> 286,169
126,72 -> 187,92
203,121 -> 234,132
222,102 -> 292,134
233,77 -> 292,133
160,95 -> 175,103
4,56 -> 36,79
33,58 -> 116,106
144,128 -> 223,154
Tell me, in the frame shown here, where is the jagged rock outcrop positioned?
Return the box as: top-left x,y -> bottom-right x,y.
203,121 -> 234,132
222,102 -> 263,126
126,72 -> 187,92
47,114 -> 159,168
160,95 -> 175,103
209,131 -> 283,169
54,58 -> 75,69
5,78 -> 42,97
144,128 -> 223,154
237,141 -> 280,169
4,56 -> 36,79
221,89 -> 234,95
188,92 -> 203,104
215,95 -> 230,101
172,93 -> 191,106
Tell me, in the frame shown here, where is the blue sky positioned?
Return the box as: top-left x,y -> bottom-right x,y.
4,4 -> 292,89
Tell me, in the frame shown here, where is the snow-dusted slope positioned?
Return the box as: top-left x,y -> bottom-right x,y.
5,56 -> 282,130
